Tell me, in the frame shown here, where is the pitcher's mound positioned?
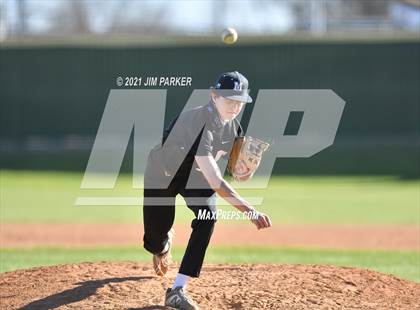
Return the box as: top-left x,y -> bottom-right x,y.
1,262 -> 418,309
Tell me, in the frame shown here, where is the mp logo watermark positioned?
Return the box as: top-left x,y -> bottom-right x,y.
75,89 -> 345,206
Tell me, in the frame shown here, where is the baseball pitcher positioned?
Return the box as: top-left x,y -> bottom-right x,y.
143,71 -> 272,309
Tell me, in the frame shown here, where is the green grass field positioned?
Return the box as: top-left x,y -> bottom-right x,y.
1,170 -> 419,224
1,170 -> 419,282
1,247 -> 419,282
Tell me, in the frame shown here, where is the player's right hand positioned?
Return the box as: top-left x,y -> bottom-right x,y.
250,211 -> 272,230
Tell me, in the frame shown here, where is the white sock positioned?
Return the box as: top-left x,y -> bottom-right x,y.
161,242 -> 170,254
172,273 -> 190,289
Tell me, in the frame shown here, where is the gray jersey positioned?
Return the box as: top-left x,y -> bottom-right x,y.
144,101 -> 242,188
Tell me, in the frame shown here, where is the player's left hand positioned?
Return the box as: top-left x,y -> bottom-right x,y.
236,160 -> 249,174
234,160 -> 253,182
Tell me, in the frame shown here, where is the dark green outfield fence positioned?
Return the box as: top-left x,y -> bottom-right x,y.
0,41 -> 419,177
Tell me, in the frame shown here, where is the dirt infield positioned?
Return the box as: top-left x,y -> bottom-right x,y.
1,223 -> 419,250
0,262 -> 419,309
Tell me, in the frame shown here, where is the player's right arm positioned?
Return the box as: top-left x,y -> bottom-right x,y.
195,155 -> 271,230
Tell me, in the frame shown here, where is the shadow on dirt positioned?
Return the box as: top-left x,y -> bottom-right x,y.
18,276 -> 153,310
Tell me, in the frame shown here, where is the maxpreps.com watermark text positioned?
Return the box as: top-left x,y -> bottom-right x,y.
197,209 -> 259,221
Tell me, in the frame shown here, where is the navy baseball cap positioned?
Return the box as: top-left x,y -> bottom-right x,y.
213,71 -> 253,103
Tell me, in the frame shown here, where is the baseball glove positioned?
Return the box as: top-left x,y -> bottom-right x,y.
227,136 -> 270,181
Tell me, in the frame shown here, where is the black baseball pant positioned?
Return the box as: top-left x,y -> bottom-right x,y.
143,176 -> 216,278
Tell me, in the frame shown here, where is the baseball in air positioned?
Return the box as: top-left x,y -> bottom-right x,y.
222,28 -> 238,45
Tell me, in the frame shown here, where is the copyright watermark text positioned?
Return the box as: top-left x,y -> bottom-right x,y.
116,76 -> 192,87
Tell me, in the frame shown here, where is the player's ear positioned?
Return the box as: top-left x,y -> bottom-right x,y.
210,89 -> 219,102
